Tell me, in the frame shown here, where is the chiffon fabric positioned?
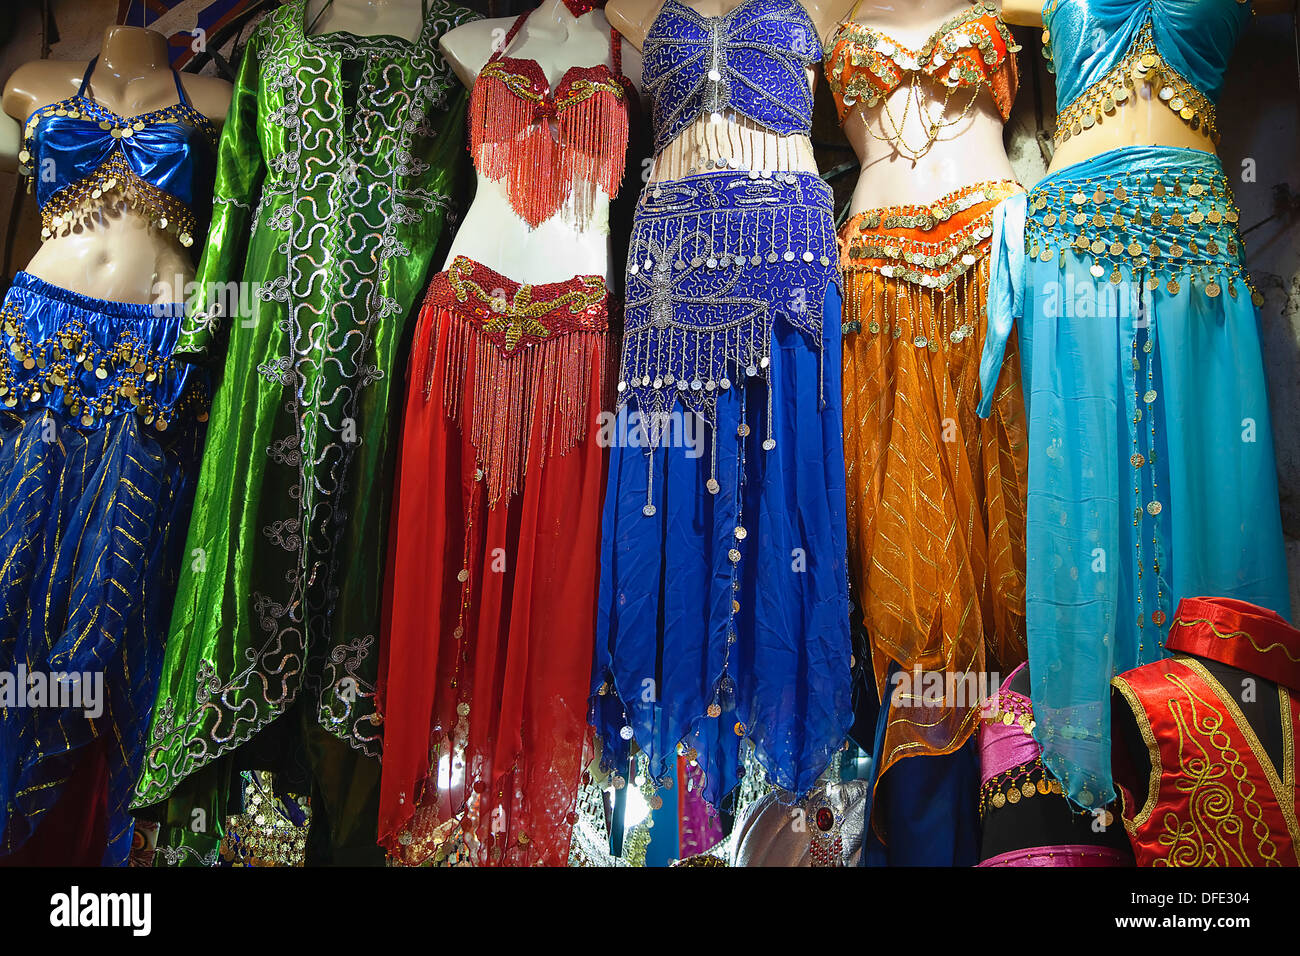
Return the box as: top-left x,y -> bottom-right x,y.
593,0 -> 850,808
594,256 -> 851,806
979,146 -> 1291,811
0,272 -> 206,866
840,181 -> 1028,780
379,261 -> 609,866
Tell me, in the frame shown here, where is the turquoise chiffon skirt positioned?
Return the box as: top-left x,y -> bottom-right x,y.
979,146 -> 1291,809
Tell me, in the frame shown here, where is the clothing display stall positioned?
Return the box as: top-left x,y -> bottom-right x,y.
0,0 -> 1296,876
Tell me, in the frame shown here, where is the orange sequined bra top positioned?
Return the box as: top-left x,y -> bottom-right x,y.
470,6 -> 632,231
825,0 -> 1018,125
17,57 -> 217,247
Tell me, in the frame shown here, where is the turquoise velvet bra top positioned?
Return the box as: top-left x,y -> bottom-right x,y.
1042,0 -> 1253,145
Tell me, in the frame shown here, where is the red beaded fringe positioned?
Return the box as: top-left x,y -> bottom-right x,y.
469,64 -> 628,231
415,264 -> 609,508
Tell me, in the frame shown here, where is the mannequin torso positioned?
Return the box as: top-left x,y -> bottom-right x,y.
440,0 -> 638,282
1,27 -> 231,305
606,0 -> 838,180
1000,0 -> 1289,172
979,664 -> 1133,863
829,0 -> 1017,211
304,0 -> 428,41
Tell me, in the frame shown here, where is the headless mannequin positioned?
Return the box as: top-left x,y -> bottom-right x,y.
1,27 -> 231,305
304,0 -> 428,40
1000,0 -> 1290,173
979,665 -> 1133,863
829,0 -> 1018,211
440,0 -> 641,282
606,0 -> 840,181
1111,654 -> 1286,816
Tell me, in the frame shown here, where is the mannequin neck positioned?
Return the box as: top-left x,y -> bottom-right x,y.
530,0 -> 592,25
305,0 -> 427,42
97,26 -> 171,77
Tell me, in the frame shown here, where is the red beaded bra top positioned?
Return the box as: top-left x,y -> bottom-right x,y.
469,7 -> 631,231
825,0 -> 1018,123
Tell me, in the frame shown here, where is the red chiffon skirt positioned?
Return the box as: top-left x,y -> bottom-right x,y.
379,257 -> 608,866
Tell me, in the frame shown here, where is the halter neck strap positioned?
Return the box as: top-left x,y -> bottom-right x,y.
78,56 -> 191,109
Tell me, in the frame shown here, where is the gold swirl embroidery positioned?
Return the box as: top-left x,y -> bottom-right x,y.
478,64 -> 624,112
477,61 -> 546,104
447,257 -> 607,349
554,77 -> 625,111
1158,669 -> 1278,866
1180,658 -> 1299,854
1171,615 -> 1300,663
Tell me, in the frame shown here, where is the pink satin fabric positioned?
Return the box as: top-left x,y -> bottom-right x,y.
979,662 -> 1041,784
978,845 -> 1132,867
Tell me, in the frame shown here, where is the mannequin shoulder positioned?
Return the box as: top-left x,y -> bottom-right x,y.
606,0 -> 669,51
999,0 -> 1045,28
179,73 -> 233,125
440,17 -> 516,89
2,58 -> 86,122
798,0 -> 857,44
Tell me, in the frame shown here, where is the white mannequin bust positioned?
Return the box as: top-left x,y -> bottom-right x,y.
439,0 -> 642,283
0,26 -> 231,305
833,0 -> 1017,211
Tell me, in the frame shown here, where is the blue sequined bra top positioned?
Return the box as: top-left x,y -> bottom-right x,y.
642,0 -> 822,156
1042,0 -> 1253,147
18,57 -> 218,247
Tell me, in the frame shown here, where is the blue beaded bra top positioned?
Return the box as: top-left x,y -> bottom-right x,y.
18,57 -> 218,247
1042,0 -> 1253,147
642,0 -> 822,156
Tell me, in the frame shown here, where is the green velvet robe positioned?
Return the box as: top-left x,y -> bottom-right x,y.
133,0 -> 477,863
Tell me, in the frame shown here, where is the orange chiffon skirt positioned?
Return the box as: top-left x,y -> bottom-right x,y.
840,181 -> 1029,780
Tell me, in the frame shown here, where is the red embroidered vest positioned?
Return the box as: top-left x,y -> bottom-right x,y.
1112,656 -> 1299,866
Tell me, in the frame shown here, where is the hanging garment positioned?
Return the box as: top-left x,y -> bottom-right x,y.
16,55 -> 216,247
825,0 -> 1028,862
1111,597 -> 1300,866
133,0 -> 478,864
468,12 -> 629,229
378,7 -> 631,866
592,0 -> 852,810
380,261 -> 613,867
825,0 -> 1018,124
0,274 -> 208,867
0,58 -> 214,866
839,181 -> 1029,785
978,0 -> 1291,813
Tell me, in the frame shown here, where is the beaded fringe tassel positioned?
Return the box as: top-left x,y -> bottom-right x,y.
420,307 -> 606,507
470,69 -> 628,231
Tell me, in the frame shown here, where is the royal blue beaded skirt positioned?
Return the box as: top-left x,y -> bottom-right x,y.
592,170 -> 853,807
0,271 -> 206,865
